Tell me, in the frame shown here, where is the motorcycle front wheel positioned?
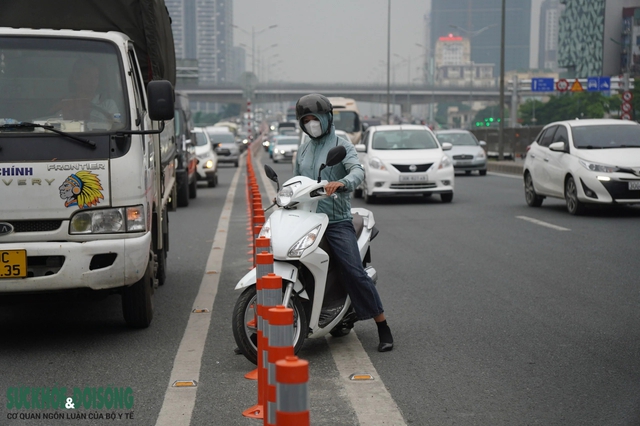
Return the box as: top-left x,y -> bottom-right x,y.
232,284 -> 308,365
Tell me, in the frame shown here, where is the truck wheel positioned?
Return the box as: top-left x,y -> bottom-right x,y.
232,284 -> 307,365
189,176 -> 197,199
122,253 -> 154,328
177,176 -> 189,207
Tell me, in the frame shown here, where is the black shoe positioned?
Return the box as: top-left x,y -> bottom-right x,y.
319,305 -> 343,328
378,342 -> 394,352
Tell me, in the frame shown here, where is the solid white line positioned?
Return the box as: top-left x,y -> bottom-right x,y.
516,215 -> 571,231
155,160 -> 242,426
487,171 -> 522,179
326,333 -> 406,426
255,148 -> 406,425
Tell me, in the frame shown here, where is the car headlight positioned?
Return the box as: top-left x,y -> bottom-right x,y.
579,159 -> 618,173
438,155 -> 452,169
279,149 -> 286,154
369,157 -> 386,170
70,205 -> 145,234
288,225 -> 321,258
259,217 -> 271,239
263,141 -> 270,147
204,160 -> 214,169
476,150 -> 486,159
276,181 -> 301,206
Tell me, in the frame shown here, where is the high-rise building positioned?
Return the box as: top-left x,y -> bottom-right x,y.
558,0 -> 640,78
430,0 -> 532,73
538,0 -> 561,71
165,0 -> 233,84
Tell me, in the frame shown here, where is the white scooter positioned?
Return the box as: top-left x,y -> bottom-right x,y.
232,146 -> 379,364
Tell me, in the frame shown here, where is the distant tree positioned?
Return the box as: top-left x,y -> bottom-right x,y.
518,92 -> 614,126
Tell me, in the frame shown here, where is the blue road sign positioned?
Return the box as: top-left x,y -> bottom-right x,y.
587,76 -> 611,92
531,78 -> 555,92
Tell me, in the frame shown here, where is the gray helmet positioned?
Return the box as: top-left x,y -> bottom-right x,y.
295,94 -> 333,120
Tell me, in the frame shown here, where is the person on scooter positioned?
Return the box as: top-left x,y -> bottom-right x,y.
294,93 -> 394,352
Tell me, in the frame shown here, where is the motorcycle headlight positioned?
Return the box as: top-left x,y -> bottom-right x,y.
70,205 -> 145,234
288,225 -> 321,258
276,181 -> 301,206
438,155 -> 452,169
579,159 -> 618,173
369,157 -> 386,170
259,217 -> 271,239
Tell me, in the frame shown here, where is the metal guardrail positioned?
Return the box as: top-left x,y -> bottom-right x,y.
470,126 -> 543,158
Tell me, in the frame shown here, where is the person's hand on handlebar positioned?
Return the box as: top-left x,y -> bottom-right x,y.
324,181 -> 345,196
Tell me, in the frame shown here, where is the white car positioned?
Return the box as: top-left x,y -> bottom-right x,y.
523,118 -> 640,215
434,129 -> 487,175
192,127 -> 218,187
354,125 -> 455,203
272,135 -> 299,163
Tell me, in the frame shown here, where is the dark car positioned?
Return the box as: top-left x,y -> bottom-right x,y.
174,91 -> 198,207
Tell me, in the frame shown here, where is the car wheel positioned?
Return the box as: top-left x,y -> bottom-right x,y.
188,176 -> 197,199
208,173 -> 217,188
479,169 -> 487,176
273,159 -> 278,163
565,175 -> 586,215
234,161 -> 239,168
177,176 -> 189,207
465,170 -> 471,176
524,172 -> 544,207
363,188 -> 376,204
122,252 -> 154,328
353,188 -> 362,198
441,193 -> 453,203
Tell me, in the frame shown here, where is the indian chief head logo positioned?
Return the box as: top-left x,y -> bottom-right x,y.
59,171 -> 104,209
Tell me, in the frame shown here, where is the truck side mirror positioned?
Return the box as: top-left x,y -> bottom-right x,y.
148,80 -> 175,121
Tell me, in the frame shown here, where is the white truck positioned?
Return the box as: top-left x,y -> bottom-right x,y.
0,0 -> 178,327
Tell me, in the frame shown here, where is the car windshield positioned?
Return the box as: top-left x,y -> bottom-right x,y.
275,138 -> 298,145
194,132 -> 209,147
208,132 -> 235,143
571,125 -> 640,149
435,132 -> 478,146
0,36 -> 127,132
372,130 -> 439,150
333,111 -> 358,133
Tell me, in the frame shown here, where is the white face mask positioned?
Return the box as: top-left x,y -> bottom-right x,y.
304,120 -> 323,138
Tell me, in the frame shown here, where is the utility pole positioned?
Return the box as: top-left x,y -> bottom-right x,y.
498,0 -> 506,161
386,0 -> 391,124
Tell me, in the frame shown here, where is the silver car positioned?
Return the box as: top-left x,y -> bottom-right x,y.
206,127 -> 240,167
435,130 -> 487,176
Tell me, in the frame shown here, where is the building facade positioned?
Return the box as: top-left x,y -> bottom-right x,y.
430,0 -> 532,73
165,0 -> 233,84
434,35 -> 495,88
539,0 -> 561,70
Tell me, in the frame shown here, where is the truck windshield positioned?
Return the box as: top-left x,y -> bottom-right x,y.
333,111 -> 359,133
0,36 -> 127,133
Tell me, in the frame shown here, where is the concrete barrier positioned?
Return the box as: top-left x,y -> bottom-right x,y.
486,160 -> 524,176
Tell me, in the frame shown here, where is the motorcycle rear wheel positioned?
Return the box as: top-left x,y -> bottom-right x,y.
232,284 -> 308,365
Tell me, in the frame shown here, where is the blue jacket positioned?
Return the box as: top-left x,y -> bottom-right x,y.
294,113 -> 364,223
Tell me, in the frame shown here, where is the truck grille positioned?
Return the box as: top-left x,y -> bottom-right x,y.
8,220 -> 63,233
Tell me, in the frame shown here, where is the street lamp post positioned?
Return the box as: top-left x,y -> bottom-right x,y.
232,24 -> 278,75
498,0 -> 506,161
386,0 -> 391,124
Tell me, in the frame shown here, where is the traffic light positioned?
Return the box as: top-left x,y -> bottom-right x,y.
474,117 -> 501,127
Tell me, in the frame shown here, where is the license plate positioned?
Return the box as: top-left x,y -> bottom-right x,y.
630,181 -> 640,190
456,161 -> 471,165
399,174 -> 428,182
0,250 -> 27,278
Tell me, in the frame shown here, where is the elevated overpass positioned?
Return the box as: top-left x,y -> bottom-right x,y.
175,82 -> 507,114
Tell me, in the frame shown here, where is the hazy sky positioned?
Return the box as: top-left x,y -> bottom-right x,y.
233,0 -> 430,84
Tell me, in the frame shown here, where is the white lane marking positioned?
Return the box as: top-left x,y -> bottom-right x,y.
155,159 -> 242,426
326,333 -> 406,426
517,215 -> 571,231
255,149 -> 406,425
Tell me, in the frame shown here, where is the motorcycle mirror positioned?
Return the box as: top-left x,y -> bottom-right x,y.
264,164 -> 278,183
317,146 -> 347,183
326,146 -> 347,166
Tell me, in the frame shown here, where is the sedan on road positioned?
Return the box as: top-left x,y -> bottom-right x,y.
523,118 -> 640,215
192,127 -> 219,187
355,125 -> 454,203
434,129 -> 487,176
271,135 -> 299,163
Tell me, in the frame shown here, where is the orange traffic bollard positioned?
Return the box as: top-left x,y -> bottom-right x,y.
265,305 -> 295,426
275,356 -> 309,426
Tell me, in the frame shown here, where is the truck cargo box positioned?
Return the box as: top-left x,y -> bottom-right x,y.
0,0 -> 176,86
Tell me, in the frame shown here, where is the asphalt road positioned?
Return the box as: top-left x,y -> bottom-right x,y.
1,149 -> 640,426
